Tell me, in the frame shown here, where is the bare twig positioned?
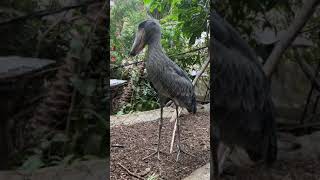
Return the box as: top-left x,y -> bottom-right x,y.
293,49 -> 320,92
0,7 -> 25,16
27,67 -> 59,78
300,22 -> 320,34
192,57 -> 210,87
169,46 -> 207,57
0,0 -> 98,26
64,90 -> 76,155
263,0 -> 320,77
111,144 -> 125,148
117,163 -> 144,180
279,122 -> 320,131
65,90 -> 76,136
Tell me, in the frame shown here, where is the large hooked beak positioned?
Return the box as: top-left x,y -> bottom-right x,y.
129,29 -> 146,56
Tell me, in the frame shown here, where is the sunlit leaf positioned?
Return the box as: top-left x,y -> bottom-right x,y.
144,0 -> 152,5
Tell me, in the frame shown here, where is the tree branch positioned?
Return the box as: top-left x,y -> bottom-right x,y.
117,163 -> 144,180
169,46 -> 207,57
111,61 -> 144,69
192,57 -> 210,86
0,0 -> 98,26
293,49 -> 320,92
263,0 -> 320,77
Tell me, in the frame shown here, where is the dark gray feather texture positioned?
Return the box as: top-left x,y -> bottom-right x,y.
146,44 -> 196,113
210,11 -> 277,163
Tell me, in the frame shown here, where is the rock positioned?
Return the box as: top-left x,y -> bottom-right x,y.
286,131 -> 320,160
271,60 -> 318,122
0,56 -> 55,80
0,160 -> 107,180
183,163 -> 210,180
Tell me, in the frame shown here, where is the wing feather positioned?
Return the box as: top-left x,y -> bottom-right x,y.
146,56 -> 195,108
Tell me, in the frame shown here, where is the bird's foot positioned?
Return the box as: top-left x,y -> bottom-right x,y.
142,148 -> 168,161
174,146 -> 195,162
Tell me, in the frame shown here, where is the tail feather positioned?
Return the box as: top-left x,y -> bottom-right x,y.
266,120 -> 277,164
246,149 -> 262,162
187,95 -> 197,114
246,129 -> 277,164
266,100 -> 277,164
246,105 -> 277,164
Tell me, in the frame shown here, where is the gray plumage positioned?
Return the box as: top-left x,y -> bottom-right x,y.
146,42 -> 197,113
130,19 -> 196,160
210,11 -> 277,178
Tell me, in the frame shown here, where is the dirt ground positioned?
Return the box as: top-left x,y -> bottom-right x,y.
110,112 -> 210,180
215,159 -> 320,180
227,159 -> 320,180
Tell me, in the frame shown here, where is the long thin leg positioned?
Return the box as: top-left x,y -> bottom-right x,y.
176,106 -> 181,161
156,105 -> 164,159
142,103 -> 166,160
174,105 -> 195,161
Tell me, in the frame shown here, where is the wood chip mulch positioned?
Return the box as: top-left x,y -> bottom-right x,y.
110,112 -> 210,180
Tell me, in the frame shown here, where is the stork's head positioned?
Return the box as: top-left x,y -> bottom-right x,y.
129,19 -> 161,56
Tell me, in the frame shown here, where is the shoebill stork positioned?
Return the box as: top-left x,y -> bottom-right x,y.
129,19 -> 197,161
210,12 -> 277,178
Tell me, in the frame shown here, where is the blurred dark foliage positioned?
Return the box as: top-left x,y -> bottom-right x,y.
0,0 -> 109,170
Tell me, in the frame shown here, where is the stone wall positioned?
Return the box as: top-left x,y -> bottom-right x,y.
271,60 -> 318,122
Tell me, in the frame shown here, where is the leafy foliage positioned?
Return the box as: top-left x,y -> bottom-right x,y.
0,0 -> 108,170
117,70 -> 159,115
148,0 -> 209,45
110,0 -> 146,67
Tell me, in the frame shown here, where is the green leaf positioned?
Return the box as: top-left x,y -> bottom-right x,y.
52,133 -> 68,143
40,140 -> 51,150
62,154 -> 75,165
172,0 -> 181,5
19,155 -> 44,171
117,111 -> 124,115
144,0 -> 152,5
81,48 -> 92,65
71,77 -> 97,96
150,2 -> 159,12
69,38 -> 83,58
84,109 -> 107,127
82,155 -> 99,160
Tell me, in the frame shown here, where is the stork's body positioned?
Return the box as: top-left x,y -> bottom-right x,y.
210,12 -> 277,179
130,19 -> 196,161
